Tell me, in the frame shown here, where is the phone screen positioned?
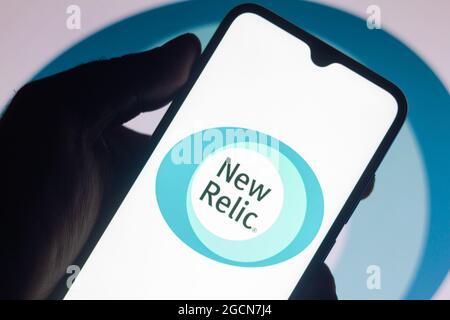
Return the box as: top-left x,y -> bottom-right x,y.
66,11 -> 400,299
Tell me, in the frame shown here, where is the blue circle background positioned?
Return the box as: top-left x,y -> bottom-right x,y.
156,127 -> 324,266
29,0 -> 449,298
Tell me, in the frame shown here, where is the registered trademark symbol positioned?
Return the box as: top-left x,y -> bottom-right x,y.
252,227 -> 257,233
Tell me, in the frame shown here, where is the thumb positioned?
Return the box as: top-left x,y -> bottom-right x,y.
44,33 -> 201,137
290,263 -> 338,300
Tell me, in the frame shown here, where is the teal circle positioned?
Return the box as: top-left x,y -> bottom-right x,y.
156,127 -> 324,266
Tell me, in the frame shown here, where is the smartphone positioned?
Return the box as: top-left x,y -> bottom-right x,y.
65,4 -> 406,299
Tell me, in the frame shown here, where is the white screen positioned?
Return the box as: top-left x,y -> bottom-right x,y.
65,12 -> 398,299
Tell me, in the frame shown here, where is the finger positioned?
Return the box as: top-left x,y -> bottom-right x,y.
361,175 -> 375,200
95,126 -> 152,237
104,126 -> 153,177
290,263 -> 337,300
40,33 -> 201,136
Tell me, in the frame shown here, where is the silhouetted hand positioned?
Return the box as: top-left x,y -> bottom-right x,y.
0,33 -> 200,299
0,33 -> 363,300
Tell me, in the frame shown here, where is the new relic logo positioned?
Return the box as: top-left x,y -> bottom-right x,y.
156,127 -> 324,267
199,157 -> 271,232
192,146 -> 284,241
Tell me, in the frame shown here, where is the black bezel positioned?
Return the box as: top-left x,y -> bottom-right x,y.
148,3 -> 408,298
